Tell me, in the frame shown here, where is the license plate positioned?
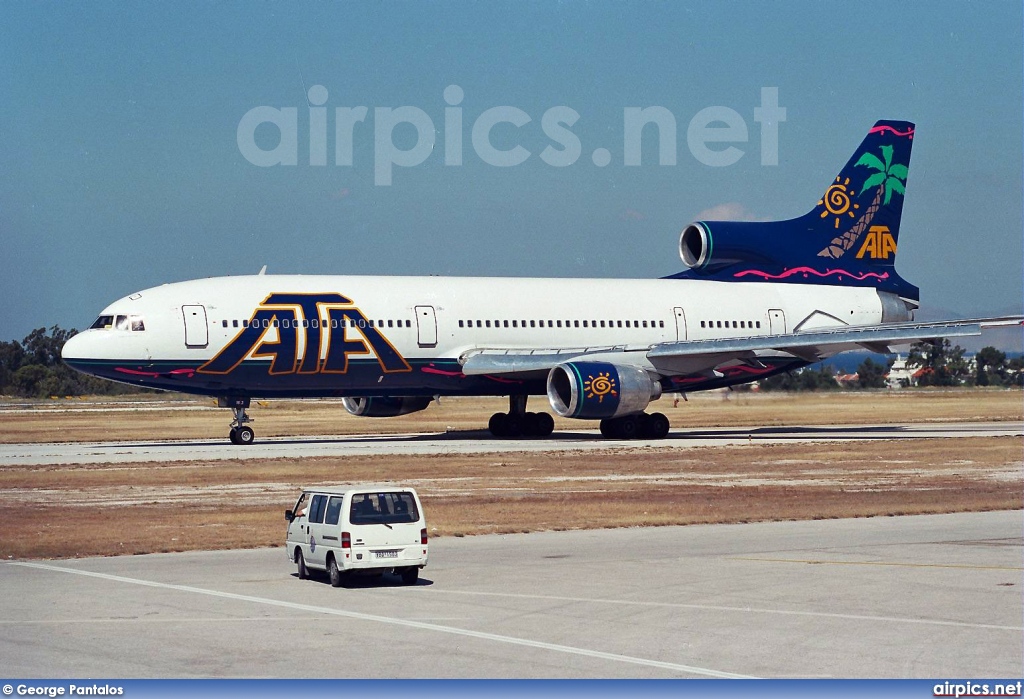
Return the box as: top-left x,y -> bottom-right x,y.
374,550 -> 399,559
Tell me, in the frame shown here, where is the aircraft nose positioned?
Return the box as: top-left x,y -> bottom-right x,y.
61,332 -> 95,367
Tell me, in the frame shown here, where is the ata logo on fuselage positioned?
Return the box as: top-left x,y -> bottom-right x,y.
855,226 -> 897,260
198,292 -> 410,375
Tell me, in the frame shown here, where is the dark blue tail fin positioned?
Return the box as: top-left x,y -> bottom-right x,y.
671,120 -> 918,302
812,120 -> 914,266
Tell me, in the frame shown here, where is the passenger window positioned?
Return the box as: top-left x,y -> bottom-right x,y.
325,497 -> 344,526
232,320 -> 239,328
308,494 -> 327,524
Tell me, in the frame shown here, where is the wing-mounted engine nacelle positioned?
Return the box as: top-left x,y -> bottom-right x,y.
341,396 -> 433,417
679,220 -> 781,273
546,362 -> 661,419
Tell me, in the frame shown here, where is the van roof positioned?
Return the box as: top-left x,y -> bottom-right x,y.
300,484 -> 418,497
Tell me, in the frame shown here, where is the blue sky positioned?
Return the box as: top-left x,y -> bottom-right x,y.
1,1 -> 1021,341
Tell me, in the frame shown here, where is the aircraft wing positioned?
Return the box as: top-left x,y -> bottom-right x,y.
460,316 -> 1023,377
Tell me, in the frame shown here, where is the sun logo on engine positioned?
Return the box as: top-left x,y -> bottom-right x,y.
584,372 -> 617,402
818,176 -> 860,229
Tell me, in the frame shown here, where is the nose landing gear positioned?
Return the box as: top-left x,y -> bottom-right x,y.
219,397 -> 255,445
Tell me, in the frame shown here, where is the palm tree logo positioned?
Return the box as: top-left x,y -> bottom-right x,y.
817,145 -> 908,260
855,144 -> 908,206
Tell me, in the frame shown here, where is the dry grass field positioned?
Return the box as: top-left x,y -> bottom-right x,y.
0,389 -> 1020,559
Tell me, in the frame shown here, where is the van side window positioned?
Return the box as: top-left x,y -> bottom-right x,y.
325,496 -> 344,526
308,494 -> 327,524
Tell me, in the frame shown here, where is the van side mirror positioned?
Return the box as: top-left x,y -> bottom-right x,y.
285,510 -> 294,522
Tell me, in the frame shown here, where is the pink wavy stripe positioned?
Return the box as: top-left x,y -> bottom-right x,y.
421,364 -> 521,384
869,125 -> 914,139
734,267 -> 890,282
115,367 -> 161,378
115,367 -> 196,378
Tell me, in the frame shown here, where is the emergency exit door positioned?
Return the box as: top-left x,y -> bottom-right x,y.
182,305 -> 208,347
414,305 -> 437,347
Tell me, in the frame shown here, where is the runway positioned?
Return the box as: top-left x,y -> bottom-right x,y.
2,511 -> 1021,678
1,420 -> 1019,465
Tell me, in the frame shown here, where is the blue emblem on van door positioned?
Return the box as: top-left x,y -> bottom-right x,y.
309,535 -> 316,553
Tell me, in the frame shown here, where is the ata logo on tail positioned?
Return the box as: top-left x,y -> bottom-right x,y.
855,226 -> 897,260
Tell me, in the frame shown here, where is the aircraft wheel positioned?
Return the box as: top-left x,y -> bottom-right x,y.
522,412 -> 540,436
235,426 -> 255,445
228,428 -> 239,445
618,415 -> 639,439
645,412 -> 670,439
504,413 -> 523,437
599,419 -> 617,439
535,412 -> 554,437
488,412 -> 508,437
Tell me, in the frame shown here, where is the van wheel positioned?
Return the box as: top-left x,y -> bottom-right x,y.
296,550 -> 308,580
327,556 -> 344,587
400,567 -> 419,585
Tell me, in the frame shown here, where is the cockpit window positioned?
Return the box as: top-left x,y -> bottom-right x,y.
90,314 -> 145,331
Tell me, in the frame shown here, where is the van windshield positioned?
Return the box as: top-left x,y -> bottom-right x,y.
350,492 -> 419,525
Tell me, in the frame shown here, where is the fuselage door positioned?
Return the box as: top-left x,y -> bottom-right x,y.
673,307 -> 687,341
415,305 -> 437,347
768,309 -> 786,335
182,305 -> 209,348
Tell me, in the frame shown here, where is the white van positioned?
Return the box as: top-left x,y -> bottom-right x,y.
285,486 -> 428,586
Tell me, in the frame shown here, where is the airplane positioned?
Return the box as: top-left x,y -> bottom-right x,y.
61,120 -> 1021,444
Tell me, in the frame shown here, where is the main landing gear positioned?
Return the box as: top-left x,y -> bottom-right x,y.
219,397 -> 255,445
599,412 -> 670,440
488,395 -> 555,438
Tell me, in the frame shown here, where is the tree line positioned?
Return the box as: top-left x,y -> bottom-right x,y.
759,339 -> 1022,391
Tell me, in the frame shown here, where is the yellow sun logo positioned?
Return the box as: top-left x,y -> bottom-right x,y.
818,176 -> 860,228
584,372 -> 617,402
